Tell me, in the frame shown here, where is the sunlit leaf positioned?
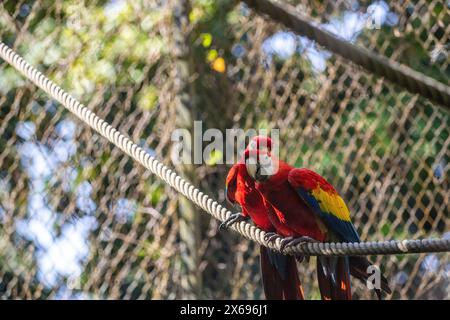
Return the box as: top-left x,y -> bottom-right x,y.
212,57 -> 225,73
206,49 -> 218,62
201,33 -> 212,48
205,150 -> 223,166
189,8 -> 203,23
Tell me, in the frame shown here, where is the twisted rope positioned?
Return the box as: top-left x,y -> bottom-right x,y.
242,0 -> 450,109
1,41 -> 449,256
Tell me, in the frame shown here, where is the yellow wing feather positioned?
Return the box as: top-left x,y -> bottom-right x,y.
311,187 -> 351,222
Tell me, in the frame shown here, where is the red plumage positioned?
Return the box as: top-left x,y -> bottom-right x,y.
254,159 -> 327,241
244,146 -> 390,300
226,136 -> 390,299
289,167 -> 337,193
226,162 -> 304,300
226,163 -> 272,231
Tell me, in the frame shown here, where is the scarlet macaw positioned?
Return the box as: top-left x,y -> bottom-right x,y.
222,137 -> 304,299
243,143 -> 391,300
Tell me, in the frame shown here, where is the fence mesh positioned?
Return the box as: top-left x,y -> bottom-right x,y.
0,0 -> 448,299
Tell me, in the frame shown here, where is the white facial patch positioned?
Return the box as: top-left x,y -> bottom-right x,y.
258,153 -> 274,177
248,140 -> 257,151
245,160 -> 257,179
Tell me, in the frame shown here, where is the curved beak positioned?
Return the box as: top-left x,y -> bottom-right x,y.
245,154 -> 272,182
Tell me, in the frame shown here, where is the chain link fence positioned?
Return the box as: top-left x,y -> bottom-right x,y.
0,0 -> 448,299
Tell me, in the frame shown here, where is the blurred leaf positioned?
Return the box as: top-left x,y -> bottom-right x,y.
201,33 -> 212,48
381,222 -> 391,237
138,85 -> 159,110
205,149 -> 223,166
189,7 -> 203,23
206,49 -> 218,62
212,57 -> 226,73
0,67 -> 25,94
257,119 -> 269,130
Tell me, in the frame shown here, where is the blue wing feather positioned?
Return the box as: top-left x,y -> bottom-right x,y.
296,188 -> 360,242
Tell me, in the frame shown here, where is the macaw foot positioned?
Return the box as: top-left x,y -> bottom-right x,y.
263,233 -> 313,262
263,232 -> 281,243
279,236 -> 318,254
219,213 -> 249,231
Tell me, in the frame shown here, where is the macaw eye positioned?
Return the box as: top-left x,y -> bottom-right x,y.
259,155 -> 274,177
260,154 -> 271,166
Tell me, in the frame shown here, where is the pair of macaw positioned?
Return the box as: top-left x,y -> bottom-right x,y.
224,136 -> 391,300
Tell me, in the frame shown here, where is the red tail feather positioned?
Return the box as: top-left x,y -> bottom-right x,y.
260,246 -> 304,300
317,257 -> 352,300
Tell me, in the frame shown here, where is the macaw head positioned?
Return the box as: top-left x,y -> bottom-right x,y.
245,135 -> 272,153
244,149 -> 276,182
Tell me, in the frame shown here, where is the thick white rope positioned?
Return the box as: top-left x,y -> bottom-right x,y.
1,41 -> 449,256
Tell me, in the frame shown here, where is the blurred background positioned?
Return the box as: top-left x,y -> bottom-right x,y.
0,0 -> 448,299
